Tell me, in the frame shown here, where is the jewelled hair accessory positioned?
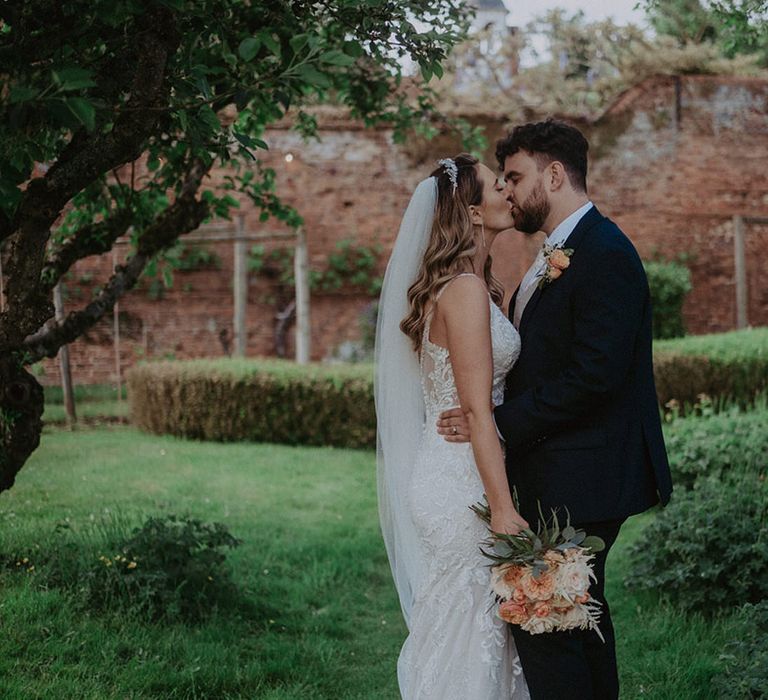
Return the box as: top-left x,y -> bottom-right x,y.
437,158 -> 458,194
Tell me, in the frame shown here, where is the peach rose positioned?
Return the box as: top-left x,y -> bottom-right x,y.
533,601 -> 552,618
499,601 -> 528,625
549,249 -> 571,270
575,593 -> 591,604
547,266 -> 562,280
521,571 -> 557,601
512,587 -> 528,604
503,565 -> 525,586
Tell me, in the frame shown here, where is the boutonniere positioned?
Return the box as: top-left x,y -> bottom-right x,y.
537,244 -> 574,289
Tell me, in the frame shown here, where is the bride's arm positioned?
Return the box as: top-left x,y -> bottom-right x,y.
439,275 -> 528,535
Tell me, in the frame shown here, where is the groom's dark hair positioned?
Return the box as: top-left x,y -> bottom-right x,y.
496,119 -> 589,193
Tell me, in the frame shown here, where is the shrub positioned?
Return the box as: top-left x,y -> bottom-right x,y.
4,512 -> 243,622
653,327 -> 768,409
624,474 -> 768,613
85,514 -> 242,621
644,260 -> 692,339
662,405 -> 768,489
713,601 -> 768,699
128,358 -> 375,448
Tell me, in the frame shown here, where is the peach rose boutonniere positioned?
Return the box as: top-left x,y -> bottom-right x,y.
537,244 -> 574,289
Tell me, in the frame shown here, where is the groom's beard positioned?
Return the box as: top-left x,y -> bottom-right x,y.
513,180 -> 550,234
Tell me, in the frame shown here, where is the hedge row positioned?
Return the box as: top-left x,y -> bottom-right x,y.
653,327 -> 768,408
128,328 -> 766,447
127,359 -> 375,448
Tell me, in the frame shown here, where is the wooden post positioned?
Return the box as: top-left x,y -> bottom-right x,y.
733,215 -> 748,329
233,213 -> 248,357
294,226 -> 310,364
112,248 -> 122,405
53,283 -> 77,425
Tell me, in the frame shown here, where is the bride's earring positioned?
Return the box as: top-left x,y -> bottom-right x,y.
480,223 -> 487,249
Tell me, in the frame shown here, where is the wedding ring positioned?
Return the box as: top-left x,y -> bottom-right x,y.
452,426 -> 458,435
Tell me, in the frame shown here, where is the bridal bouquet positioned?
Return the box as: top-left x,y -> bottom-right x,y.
470,497 -> 606,638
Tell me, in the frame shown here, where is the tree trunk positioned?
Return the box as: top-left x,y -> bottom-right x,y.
0,356 -> 44,492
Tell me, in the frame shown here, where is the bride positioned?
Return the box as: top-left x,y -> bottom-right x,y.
375,154 -> 531,699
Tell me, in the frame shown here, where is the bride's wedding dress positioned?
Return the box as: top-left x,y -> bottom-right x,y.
397,274 -> 529,700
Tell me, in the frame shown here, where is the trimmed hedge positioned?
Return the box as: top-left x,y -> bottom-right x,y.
662,406 -> 768,490
644,260 -> 692,339
127,328 -> 766,447
653,327 -> 768,408
127,359 -> 375,448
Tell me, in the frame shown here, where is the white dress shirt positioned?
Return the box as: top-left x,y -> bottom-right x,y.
512,201 -> 594,329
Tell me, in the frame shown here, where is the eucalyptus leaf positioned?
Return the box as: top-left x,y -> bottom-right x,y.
582,536 -> 606,553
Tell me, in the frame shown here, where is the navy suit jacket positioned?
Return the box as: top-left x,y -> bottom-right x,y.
494,206 -> 673,525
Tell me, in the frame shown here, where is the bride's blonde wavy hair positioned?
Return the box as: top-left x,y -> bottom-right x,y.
400,153 -> 505,353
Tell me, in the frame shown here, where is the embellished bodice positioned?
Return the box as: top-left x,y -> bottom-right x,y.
419,277 -> 521,418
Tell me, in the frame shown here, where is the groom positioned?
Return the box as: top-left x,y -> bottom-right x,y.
438,119 -> 672,699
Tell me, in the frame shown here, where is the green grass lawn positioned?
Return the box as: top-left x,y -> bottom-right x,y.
0,427 -> 736,699
42,383 -> 130,424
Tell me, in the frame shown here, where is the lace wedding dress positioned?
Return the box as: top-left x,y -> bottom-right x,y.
397,275 -> 529,700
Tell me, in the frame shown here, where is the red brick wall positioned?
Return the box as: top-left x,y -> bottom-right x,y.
34,76 -> 768,386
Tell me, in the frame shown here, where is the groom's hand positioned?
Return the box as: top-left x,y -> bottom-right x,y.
436,408 -> 471,443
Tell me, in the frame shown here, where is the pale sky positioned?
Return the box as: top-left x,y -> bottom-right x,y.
502,0 -> 650,28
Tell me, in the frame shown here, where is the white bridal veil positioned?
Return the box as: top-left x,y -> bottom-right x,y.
374,176 -> 437,628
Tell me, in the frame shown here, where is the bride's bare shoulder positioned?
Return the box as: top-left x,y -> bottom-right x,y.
436,274 -> 489,318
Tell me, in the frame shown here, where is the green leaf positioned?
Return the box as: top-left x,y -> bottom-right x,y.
53,67 -> 97,91
582,536 -> 605,553
8,86 -> 39,104
319,50 -> 355,67
260,33 -> 281,59
290,34 -> 309,54
196,75 -> 212,99
297,64 -> 332,88
233,132 -> 268,151
343,40 -> 364,58
238,37 -> 261,61
197,104 -> 221,133
66,97 -> 96,131
177,110 -> 189,133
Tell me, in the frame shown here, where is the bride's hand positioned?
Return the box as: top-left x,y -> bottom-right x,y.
490,511 -> 529,536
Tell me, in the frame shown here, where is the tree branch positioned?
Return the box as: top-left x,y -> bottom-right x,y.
0,6 -> 180,352
40,208 -> 134,296
22,159 -> 211,362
